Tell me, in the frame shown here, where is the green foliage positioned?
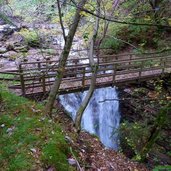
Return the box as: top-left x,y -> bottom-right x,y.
18,29 -> 41,47
153,165 -> 171,171
101,37 -> 124,53
119,121 -> 150,159
100,24 -> 125,53
10,0 -> 57,22
100,0 -> 171,53
42,141 -> 69,170
0,85 -> 70,170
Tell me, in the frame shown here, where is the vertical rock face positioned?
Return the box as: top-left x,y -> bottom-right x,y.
59,87 -> 121,150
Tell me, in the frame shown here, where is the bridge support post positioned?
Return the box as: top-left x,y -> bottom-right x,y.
129,55 -> 132,69
82,67 -> 85,90
42,72 -> 46,94
19,63 -> 25,96
139,60 -> 144,80
112,64 -> 117,86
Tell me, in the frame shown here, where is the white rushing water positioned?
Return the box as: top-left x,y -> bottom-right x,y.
59,87 -> 120,150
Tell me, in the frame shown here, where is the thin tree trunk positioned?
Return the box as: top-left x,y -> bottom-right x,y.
75,71 -> 97,131
75,0 -> 100,132
57,0 -> 66,42
74,0 -> 120,131
45,0 -> 87,117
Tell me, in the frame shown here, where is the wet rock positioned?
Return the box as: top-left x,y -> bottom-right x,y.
1,51 -> 18,59
0,24 -> 16,38
14,46 -> 29,52
1,124 -> 5,128
0,47 -> 7,54
68,158 -> 77,166
6,126 -> 15,136
6,43 -> 14,51
65,135 -> 73,143
0,19 -> 4,25
6,33 -> 25,50
0,25 -> 12,32
0,33 -> 3,40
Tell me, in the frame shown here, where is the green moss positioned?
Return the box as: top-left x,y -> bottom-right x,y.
42,142 -> 69,170
0,85 -> 71,170
18,29 -> 41,48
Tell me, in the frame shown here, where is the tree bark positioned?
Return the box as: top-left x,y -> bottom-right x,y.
74,0 -> 120,131
57,0 -> 66,42
75,0 -> 100,132
45,0 -> 87,117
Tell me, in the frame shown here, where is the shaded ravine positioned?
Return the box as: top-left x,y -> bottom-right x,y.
59,87 -> 121,150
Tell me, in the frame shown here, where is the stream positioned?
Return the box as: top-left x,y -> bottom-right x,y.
59,86 -> 121,150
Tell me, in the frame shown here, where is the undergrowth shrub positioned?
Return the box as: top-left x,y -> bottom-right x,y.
42,141 -> 69,171
101,37 -> 124,53
119,121 -> 150,160
18,29 -> 41,47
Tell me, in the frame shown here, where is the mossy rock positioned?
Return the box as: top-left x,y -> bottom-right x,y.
39,49 -> 58,55
17,29 -> 41,48
2,51 -> 18,59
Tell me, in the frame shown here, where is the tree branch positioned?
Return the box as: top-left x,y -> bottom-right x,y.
70,0 -> 171,28
57,0 -> 66,42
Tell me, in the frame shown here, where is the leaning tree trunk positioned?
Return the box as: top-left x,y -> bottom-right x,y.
45,0 -> 87,117
75,0 -> 100,132
74,0 -> 120,131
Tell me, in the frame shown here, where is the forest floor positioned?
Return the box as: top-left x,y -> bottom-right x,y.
0,85 -> 149,171
54,105 -> 150,171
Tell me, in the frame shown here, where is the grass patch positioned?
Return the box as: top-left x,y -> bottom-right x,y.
0,86 -> 72,170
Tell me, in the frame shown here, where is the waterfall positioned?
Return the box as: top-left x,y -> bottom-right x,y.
59,87 -> 120,150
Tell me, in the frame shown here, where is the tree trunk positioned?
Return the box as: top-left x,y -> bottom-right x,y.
74,0 -> 120,131
75,0 -> 100,132
75,71 -> 97,131
45,0 -> 87,117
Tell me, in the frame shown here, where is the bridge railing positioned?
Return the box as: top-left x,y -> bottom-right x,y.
1,51 -> 170,96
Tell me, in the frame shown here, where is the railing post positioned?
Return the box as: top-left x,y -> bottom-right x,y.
112,64 -> 117,86
129,55 -> 132,69
37,59 -> 41,82
82,67 -> 85,89
37,59 -> 41,70
139,60 -> 144,80
42,71 -> 46,94
19,63 -> 25,96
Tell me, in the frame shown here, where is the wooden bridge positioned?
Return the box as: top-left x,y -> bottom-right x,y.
0,50 -> 171,98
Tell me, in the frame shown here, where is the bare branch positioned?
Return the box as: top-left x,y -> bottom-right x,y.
57,0 -> 66,42
70,0 -> 171,28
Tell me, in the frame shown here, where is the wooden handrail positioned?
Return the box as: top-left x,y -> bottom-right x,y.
1,51 -> 170,96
